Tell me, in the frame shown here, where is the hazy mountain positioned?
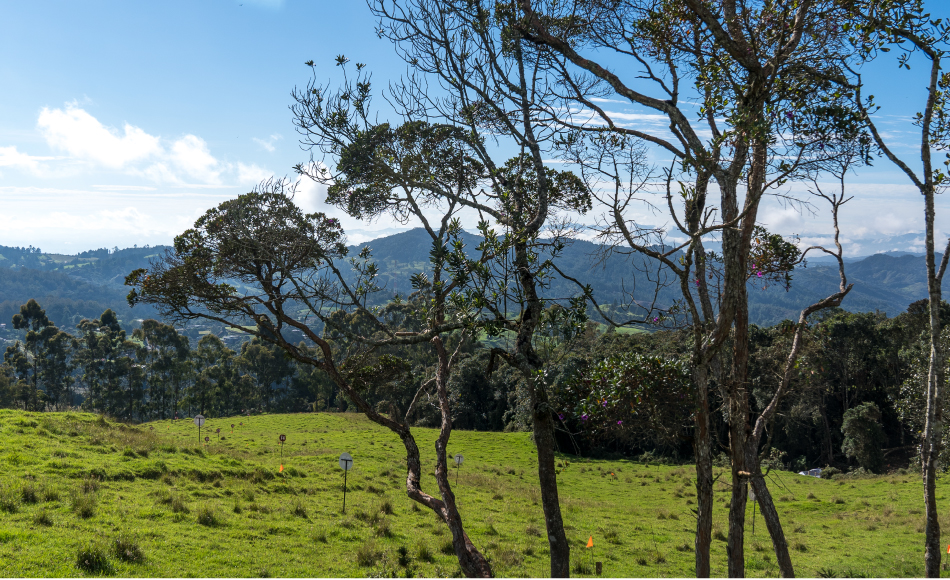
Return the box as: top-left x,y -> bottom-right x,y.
0,232 -> 941,331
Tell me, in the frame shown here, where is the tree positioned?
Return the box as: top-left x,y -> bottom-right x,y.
846,2 -> 950,573
514,0 -> 865,574
841,402 -> 886,473
41,330 -> 78,410
237,338 -> 295,413
11,299 -> 55,410
134,320 -> 191,420
127,187 -> 493,577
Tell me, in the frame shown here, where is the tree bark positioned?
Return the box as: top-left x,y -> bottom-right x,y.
431,336 -> 494,577
922,180 -> 943,578
693,365 -> 714,577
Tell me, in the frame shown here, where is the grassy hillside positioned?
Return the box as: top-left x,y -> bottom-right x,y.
0,409 -> 941,577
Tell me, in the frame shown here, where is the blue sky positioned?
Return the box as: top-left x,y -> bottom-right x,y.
0,0 -> 945,256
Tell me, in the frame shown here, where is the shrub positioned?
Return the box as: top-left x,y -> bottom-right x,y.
111,534 -> 145,563
525,524 -> 542,537
820,467 -> 840,480
76,544 -> 113,574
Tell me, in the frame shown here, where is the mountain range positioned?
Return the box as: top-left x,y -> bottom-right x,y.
0,229 -> 942,333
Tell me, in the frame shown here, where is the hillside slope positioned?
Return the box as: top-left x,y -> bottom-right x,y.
0,409 -> 932,578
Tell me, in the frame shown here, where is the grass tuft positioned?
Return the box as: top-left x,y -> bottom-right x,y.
33,508 -> 53,526
439,537 -> 455,555
291,497 -> 308,519
111,534 -> 145,563
76,544 -> 113,574
356,539 -> 381,567
415,541 -> 435,563
0,486 -> 20,514
196,504 -> 222,527
70,491 -> 97,519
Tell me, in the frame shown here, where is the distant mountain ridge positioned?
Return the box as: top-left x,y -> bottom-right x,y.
0,232 -> 942,330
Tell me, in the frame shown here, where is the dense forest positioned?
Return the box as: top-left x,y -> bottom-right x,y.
0,291 -> 939,478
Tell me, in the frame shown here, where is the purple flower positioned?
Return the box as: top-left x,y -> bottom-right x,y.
558,413 -> 565,421
756,271 -> 762,278
617,420 -> 623,426
580,414 -> 588,422
602,400 -> 608,408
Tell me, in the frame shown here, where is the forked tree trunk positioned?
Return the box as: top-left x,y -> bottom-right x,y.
431,337 -> 494,577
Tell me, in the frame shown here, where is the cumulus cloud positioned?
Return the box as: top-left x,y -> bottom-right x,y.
0,146 -> 55,175
38,104 -> 162,168
18,103 -> 273,186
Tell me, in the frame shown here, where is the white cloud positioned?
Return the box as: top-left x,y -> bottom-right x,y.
0,146 -> 55,174
37,104 -> 162,168
13,103 -> 275,187
169,134 -> 221,182
236,162 -> 272,185
252,134 -> 282,152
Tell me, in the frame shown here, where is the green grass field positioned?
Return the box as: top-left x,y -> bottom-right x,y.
0,408 -> 942,577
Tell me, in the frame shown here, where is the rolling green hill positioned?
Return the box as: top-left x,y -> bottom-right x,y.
0,409 -> 937,577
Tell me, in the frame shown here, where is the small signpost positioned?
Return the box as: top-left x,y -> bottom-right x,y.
204,436 -> 210,445
453,453 -> 464,486
231,423 -> 235,435
339,452 -> 353,513
279,434 -> 286,471
194,415 -> 205,445
216,427 -> 221,439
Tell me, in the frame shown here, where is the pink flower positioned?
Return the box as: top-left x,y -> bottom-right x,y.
617,420 -> 623,426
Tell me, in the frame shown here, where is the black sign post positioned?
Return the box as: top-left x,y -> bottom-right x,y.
454,454 -> 464,486
279,434 -> 286,463
339,452 -> 353,513
194,415 -> 205,446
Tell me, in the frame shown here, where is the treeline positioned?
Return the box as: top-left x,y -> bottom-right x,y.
0,295 -> 941,474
